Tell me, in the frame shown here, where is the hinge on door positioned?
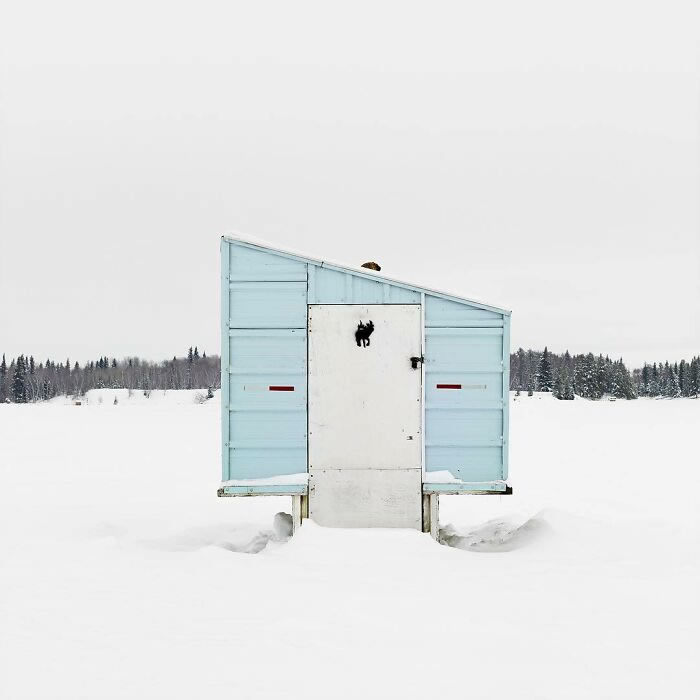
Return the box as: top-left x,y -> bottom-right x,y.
410,356 -> 424,369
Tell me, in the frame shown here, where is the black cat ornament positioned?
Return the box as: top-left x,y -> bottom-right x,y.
355,321 -> 374,347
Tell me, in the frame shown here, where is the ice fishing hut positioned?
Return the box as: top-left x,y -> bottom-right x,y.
218,235 -> 511,536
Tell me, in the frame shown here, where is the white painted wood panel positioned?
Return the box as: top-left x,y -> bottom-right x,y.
308,304 -> 422,528
309,468 -> 422,528
308,304 -> 422,471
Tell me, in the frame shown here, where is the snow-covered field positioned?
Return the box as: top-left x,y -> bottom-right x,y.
1,391 -> 698,699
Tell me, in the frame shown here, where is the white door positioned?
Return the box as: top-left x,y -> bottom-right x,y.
308,304 -> 422,528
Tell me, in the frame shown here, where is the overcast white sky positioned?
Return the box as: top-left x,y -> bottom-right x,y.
1,0 -> 698,367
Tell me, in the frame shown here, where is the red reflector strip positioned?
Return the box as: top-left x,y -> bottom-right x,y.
269,385 -> 295,391
436,383 -> 462,389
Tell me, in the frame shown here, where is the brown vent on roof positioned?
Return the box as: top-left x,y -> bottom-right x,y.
361,261 -> 381,271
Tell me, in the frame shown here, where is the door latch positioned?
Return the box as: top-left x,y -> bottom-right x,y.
410,356 -> 424,369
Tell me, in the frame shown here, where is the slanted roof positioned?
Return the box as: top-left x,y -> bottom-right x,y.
222,233 -> 510,316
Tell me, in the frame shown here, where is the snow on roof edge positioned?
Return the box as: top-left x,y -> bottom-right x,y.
221,232 -> 511,315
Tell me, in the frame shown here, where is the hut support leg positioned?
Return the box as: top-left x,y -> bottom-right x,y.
291,495 -> 308,534
422,494 -> 440,540
292,495 -> 302,534
430,494 -> 439,540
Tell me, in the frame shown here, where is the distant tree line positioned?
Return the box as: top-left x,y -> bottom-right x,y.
511,348 -> 700,400
633,359 -> 700,398
2,344 -> 698,404
0,347 -> 220,403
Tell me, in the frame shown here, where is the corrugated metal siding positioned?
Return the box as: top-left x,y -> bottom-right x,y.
425,296 -> 503,327
222,239 -> 308,482
229,282 -> 307,328
310,266 -> 420,304
424,326 -> 505,482
227,242 -> 307,282
226,328 -> 307,479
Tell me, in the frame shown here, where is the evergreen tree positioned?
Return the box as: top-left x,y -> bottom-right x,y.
591,355 -> 610,399
564,368 -> 575,400
536,347 -> 553,392
509,351 -> 520,390
186,347 -> 194,389
561,350 -> 573,375
554,365 -> 567,399
678,360 -> 688,397
554,363 -> 575,400
651,363 -> 660,396
609,360 -> 623,398
0,353 -> 6,401
575,353 -> 596,398
553,366 -> 564,399
668,366 -> 681,398
689,357 -> 700,397
12,355 -> 27,403
657,363 -> 667,396
517,348 -> 527,390
641,364 -> 651,396
609,359 -> 636,399
194,346 -> 200,360
573,354 -> 585,397
526,350 -> 536,389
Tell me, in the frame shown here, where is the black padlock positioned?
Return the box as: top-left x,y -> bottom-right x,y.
410,356 -> 424,369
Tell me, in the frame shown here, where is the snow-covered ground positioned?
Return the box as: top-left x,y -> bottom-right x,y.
1,391 -> 698,699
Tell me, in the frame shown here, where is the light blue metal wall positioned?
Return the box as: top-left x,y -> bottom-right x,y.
221,238 -> 510,485
227,329 -> 307,479
308,265 -> 420,304
424,327 -> 506,481
221,241 -> 307,481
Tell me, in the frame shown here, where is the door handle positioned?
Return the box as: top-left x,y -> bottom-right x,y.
410,356 -> 424,369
